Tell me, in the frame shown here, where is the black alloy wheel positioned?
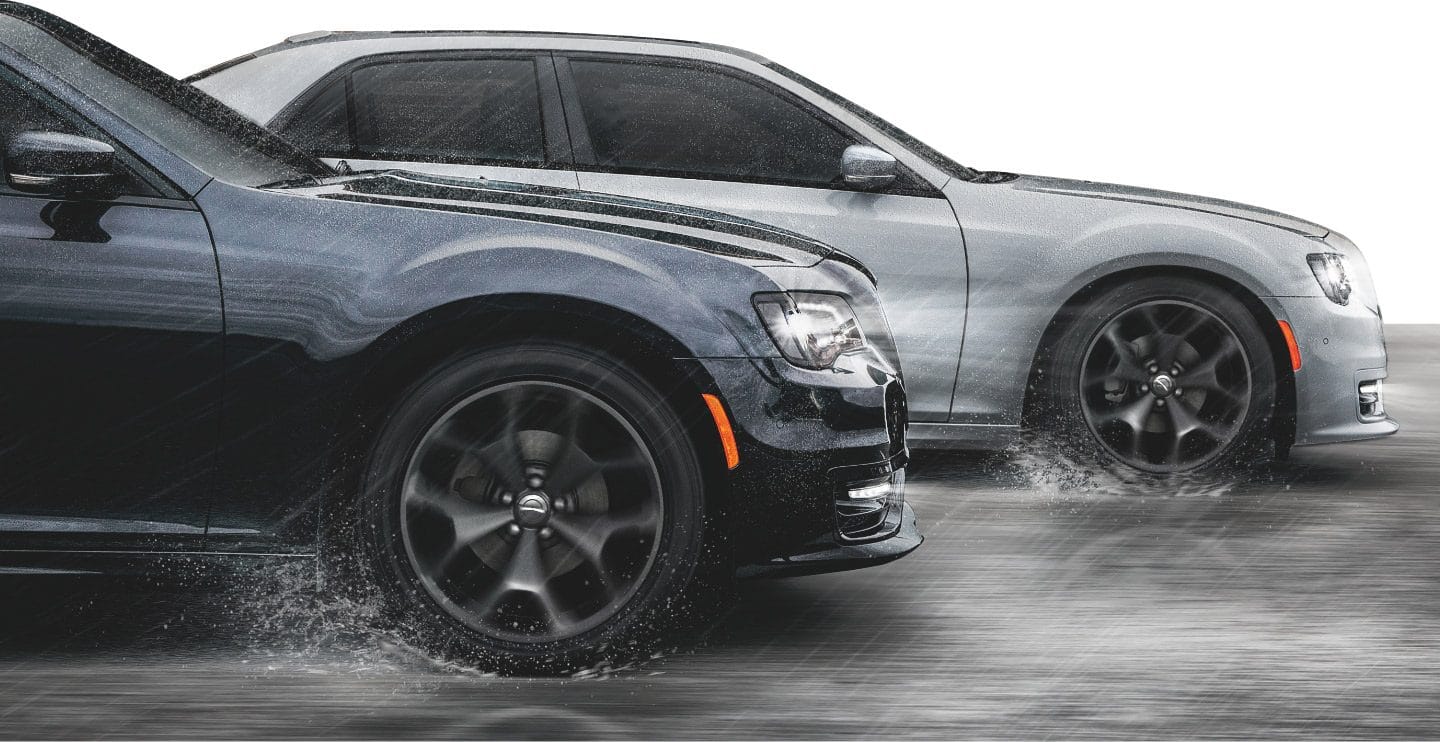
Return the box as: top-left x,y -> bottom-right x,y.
1080,300 -> 1251,472
1037,276 -> 1277,474
401,380 -> 664,641
358,342 -> 709,671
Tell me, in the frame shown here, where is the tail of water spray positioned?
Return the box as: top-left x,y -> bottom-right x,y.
1003,433 -> 1239,500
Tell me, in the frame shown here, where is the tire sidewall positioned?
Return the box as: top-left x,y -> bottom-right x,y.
356,342 -> 707,673
1038,277 -> 1278,473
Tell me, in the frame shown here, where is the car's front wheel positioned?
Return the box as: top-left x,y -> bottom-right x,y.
358,342 -> 709,673
1037,276 -> 1277,473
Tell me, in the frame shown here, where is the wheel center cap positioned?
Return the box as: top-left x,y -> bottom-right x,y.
514,491 -> 552,528
1150,373 -> 1177,398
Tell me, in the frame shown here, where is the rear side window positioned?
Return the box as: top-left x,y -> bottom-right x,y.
568,60 -> 857,187
279,57 -> 547,166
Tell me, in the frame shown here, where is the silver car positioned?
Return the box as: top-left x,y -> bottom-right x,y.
191,31 -> 1397,472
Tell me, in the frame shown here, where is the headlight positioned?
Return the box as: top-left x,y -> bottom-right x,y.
753,292 -> 867,370
1307,253 -> 1352,306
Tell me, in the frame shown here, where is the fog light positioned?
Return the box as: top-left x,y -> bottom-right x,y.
836,469 -> 906,542
847,480 -> 892,501
1359,379 -> 1385,419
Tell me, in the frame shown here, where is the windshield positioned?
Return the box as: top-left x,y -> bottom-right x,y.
0,4 -> 331,188
765,61 -> 981,182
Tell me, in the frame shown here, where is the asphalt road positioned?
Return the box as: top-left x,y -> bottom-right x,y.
2,326 -> 1437,740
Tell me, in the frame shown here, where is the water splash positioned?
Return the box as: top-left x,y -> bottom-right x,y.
208,559 -> 430,675
210,558 -> 683,678
1000,435 -> 1239,502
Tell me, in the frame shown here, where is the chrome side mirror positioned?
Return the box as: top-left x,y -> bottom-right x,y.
841,144 -> 897,190
5,131 -> 119,198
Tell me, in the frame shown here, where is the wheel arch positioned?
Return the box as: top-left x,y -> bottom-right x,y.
1021,265 -> 1297,451
351,293 -> 711,404
318,293 -> 734,558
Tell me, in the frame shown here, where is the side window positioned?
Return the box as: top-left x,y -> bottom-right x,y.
0,70 -> 155,197
279,74 -> 349,156
346,58 -> 546,165
568,60 -> 858,186
0,73 -> 81,195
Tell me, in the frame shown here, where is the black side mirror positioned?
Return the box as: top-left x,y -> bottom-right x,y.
5,131 -> 119,198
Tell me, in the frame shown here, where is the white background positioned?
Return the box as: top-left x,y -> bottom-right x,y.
29,0 -> 1440,322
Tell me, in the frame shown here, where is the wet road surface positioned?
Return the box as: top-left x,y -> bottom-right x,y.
2,326 -> 1437,739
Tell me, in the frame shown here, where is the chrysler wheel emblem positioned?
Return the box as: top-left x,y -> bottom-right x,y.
514,491 -> 552,528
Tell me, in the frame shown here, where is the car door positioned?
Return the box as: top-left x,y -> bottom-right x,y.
271,53 -> 578,188
0,67 -> 221,552
556,55 -> 967,422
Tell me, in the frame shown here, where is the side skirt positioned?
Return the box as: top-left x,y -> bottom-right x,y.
0,549 -> 317,579
908,422 -> 1020,451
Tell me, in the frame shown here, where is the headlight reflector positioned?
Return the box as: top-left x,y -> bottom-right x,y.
1307,253 -> 1352,306
753,292 -> 867,369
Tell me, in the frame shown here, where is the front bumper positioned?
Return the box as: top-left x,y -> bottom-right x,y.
685,350 -> 919,576
1269,295 -> 1399,446
737,502 -> 922,579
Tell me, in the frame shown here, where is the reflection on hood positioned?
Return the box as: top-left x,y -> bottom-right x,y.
1015,175 -> 1329,238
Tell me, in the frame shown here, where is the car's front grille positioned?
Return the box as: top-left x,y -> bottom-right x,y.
885,381 -> 908,453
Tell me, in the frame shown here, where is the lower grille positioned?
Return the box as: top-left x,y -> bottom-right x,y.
835,468 -> 906,542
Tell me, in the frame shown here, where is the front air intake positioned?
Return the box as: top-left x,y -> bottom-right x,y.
835,469 -> 906,542
1359,380 -> 1385,420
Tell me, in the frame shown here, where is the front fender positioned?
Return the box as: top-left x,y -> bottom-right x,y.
1062,219 -> 1320,301
946,177 -> 1325,425
197,181 -> 784,364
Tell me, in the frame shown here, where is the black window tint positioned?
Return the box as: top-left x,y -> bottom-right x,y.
0,15 -> 327,188
0,73 -> 82,180
280,75 -> 349,155
0,70 -> 154,197
349,58 -> 544,164
569,60 -> 856,185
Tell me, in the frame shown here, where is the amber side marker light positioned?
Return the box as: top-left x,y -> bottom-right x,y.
701,393 -> 740,470
1278,320 -> 1302,372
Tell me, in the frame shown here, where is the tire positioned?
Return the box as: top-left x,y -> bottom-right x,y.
1035,276 -> 1277,474
356,341 -> 710,673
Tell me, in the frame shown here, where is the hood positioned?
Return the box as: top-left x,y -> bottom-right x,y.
1013,175 -> 1330,238
277,169 -> 838,267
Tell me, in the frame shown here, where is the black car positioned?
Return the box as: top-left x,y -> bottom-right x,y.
0,4 -> 917,671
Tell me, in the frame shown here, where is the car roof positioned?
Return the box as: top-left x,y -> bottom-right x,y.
184,30 -> 769,83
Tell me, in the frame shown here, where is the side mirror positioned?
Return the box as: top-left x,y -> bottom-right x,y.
841,144 -> 897,190
6,131 -> 119,198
